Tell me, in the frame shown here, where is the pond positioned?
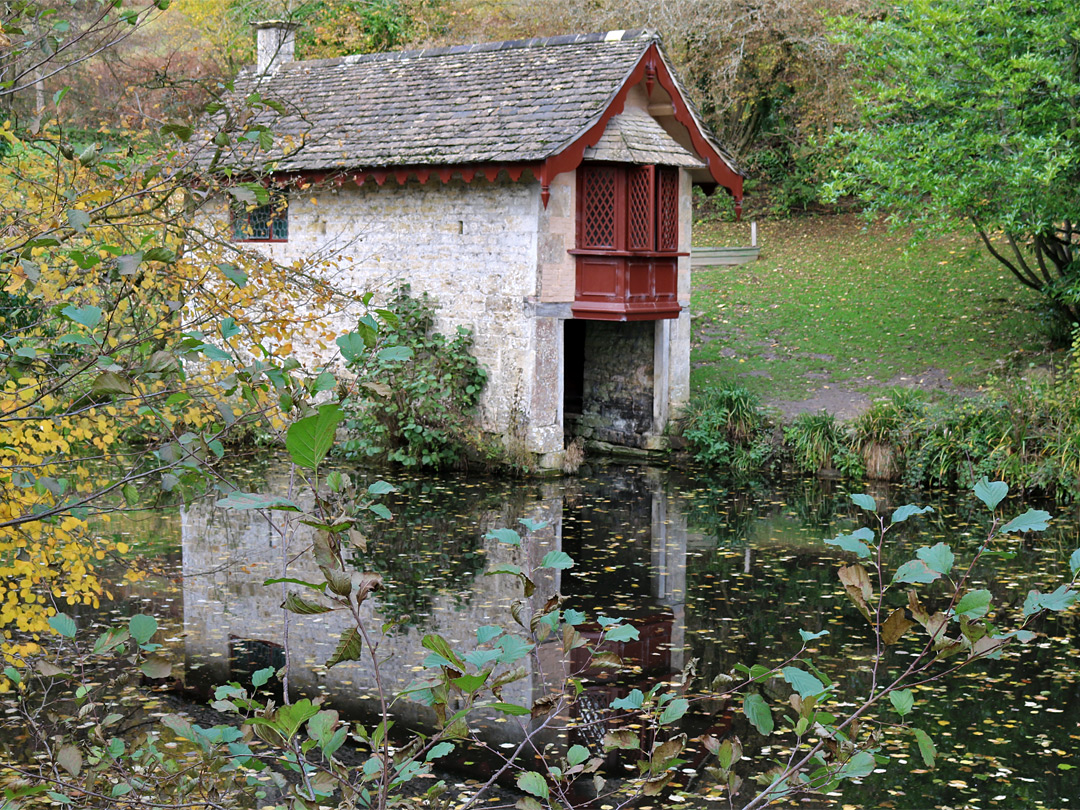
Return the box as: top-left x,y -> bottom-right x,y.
106,459 -> 1079,809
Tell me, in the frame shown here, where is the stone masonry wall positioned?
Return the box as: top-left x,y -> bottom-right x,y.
211,177 -> 544,445
579,321 -> 655,447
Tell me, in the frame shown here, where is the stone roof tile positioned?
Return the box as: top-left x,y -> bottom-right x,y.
194,30 -> 741,180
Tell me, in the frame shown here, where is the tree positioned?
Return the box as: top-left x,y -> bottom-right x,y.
0,1 -> 364,648
829,0 -> 1080,327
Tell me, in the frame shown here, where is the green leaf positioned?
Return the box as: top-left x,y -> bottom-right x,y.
1071,548 -> 1080,575
974,478 -> 1008,510
489,702 -> 531,716
48,613 -> 77,638
91,371 -> 134,397
799,629 -> 829,642
325,627 -> 364,668
604,624 -> 640,642
282,593 -> 332,615
368,503 -> 392,520
1023,585 -> 1078,617
889,689 -> 914,717
824,527 -> 874,558
954,589 -> 992,619
892,504 -> 934,524
540,551 -> 574,570
367,480 -> 395,496
912,728 -> 936,768
336,332 -> 369,363
476,625 -> 503,644
659,697 -> 689,724
139,657 -> 172,679
781,667 -> 826,698
838,750 -> 875,779
426,742 -> 454,761
1000,509 -> 1051,534
516,771 -> 549,799
377,346 -> 414,363
62,304 -> 102,329
850,494 -> 876,511
252,667 -> 275,688
743,693 -> 773,736
916,542 -> 954,575
219,263 -> 247,288
518,518 -> 549,532
611,689 -> 644,711
893,559 -> 941,584
129,614 -> 158,644
216,492 -> 300,511
220,317 -> 240,338
422,634 -> 466,670
67,208 -> 90,233
567,744 -> 590,766
495,635 -> 534,664
563,608 -> 586,626
286,403 -> 344,469
484,528 -> 521,546
451,673 -> 487,693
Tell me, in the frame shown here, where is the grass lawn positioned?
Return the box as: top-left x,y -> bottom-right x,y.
690,213 -> 1053,413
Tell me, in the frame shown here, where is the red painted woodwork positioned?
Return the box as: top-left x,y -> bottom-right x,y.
572,164 -> 685,321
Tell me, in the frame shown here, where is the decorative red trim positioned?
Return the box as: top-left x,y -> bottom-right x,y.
267,163 -> 541,190
537,42 -> 743,211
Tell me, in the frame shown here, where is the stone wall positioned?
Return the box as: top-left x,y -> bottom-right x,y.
578,321 -> 655,447
206,176 -> 567,455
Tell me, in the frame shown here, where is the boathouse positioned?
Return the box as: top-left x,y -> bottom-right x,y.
198,26 -> 744,468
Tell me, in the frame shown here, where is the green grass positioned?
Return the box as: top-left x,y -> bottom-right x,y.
690,214 -> 1052,404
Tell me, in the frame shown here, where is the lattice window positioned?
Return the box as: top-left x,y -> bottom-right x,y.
657,168 -> 679,252
232,190 -> 289,242
627,166 -> 655,251
580,167 -> 618,249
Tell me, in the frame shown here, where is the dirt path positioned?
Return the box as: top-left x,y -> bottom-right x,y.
764,367 -> 981,421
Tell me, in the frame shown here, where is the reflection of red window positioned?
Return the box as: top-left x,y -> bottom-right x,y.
572,164 -> 684,321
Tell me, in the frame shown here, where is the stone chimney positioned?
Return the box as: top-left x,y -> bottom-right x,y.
253,20 -> 299,74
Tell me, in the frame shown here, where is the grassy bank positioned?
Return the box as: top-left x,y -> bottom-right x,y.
690,214 -> 1053,410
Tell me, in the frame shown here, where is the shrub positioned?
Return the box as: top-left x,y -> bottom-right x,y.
783,412 -> 864,477
339,286 -> 488,468
683,381 -> 776,472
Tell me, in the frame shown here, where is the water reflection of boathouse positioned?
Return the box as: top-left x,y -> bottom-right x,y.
180,464 -> 694,747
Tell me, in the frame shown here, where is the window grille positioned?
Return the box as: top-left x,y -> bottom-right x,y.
580,167 -> 618,249
232,190 -> 289,241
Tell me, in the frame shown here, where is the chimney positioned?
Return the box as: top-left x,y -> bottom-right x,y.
253,20 -> 299,74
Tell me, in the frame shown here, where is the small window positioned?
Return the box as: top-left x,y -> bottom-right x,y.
232,190 -> 288,242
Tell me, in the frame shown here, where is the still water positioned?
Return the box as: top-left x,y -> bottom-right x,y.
114,460 -> 1080,809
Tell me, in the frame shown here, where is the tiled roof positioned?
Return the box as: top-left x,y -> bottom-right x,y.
583,107 -> 705,168
196,30 -> 736,175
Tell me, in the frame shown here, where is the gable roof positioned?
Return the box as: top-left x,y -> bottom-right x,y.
196,30 -> 742,203
583,107 -> 704,168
